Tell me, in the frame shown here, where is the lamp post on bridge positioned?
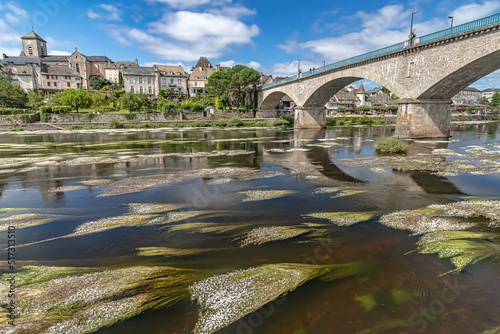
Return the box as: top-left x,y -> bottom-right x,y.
409,11 -> 417,46
322,60 -> 326,67
449,16 -> 454,28
298,59 -> 301,78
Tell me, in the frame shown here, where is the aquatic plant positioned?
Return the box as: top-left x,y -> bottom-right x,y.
239,226 -> 309,247
0,213 -> 52,231
169,222 -> 248,234
48,186 -> 86,193
304,212 -> 379,226
127,203 -> 185,214
313,187 -> 366,198
0,265 -> 206,333
379,201 -> 500,271
375,137 -> 408,154
190,262 -> 376,334
240,190 -> 295,202
355,289 -> 417,311
137,247 -> 218,257
79,179 -> 113,186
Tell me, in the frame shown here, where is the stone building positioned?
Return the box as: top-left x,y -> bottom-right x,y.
155,65 -> 188,98
452,87 -> 481,104
123,67 -> 155,95
1,30 -> 113,91
481,88 -> 500,102
40,64 -> 82,91
104,60 -> 139,83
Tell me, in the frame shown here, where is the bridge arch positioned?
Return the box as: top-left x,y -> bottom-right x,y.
418,49 -> 500,99
259,91 -> 297,110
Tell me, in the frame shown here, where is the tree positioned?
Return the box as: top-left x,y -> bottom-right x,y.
91,91 -> 108,108
120,92 -> 142,112
118,72 -> 124,87
227,65 -> 260,108
337,106 -> 346,115
58,89 -> 92,113
27,89 -> 46,111
0,74 -> 27,107
382,87 -> 400,100
356,105 -> 371,114
206,70 -> 231,97
467,105 -> 476,112
490,92 -> 500,107
479,96 -> 490,105
88,75 -> 111,90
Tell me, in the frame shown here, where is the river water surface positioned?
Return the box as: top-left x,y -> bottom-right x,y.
0,122 -> 499,334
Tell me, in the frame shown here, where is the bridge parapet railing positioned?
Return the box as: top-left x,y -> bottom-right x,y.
260,12 -> 500,90
419,12 -> 500,44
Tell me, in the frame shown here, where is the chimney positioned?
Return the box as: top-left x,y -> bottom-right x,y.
135,59 -> 138,65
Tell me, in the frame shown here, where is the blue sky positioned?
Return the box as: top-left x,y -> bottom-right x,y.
2,0 -> 500,89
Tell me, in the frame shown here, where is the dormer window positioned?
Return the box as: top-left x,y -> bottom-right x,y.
177,72 -> 181,75
170,71 -> 174,75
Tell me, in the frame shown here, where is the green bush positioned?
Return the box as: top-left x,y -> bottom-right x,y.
0,108 -> 26,115
96,106 -> 118,113
9,126 -> 23,131
228,117 -> 244,127
375,137 -> 408,154
124,114 -> 136,121
108,118 -> 124,129
39,105 -> 72,114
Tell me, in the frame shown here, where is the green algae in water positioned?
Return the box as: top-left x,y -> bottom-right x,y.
239,226 -> 309,247
240,190 -> 296,202
0,214 -> 53,231
357,318 -> 410,334
304,212 -> 379,226
190,261 -> 377,334
137,247 -> 219,257
0,265 -> 206,333
127,203 -> 185,215
169,222 -> 248,234
355,289 -> 417,312
483,326 -> 500,334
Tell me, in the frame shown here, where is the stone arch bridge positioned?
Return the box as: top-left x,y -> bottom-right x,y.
258,13 -> 500,138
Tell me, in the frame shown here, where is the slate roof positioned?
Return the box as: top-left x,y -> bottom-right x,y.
2,56 -> 41,66
105,61 -> 138,69
193,57 -> 213,69
123,67 -> 155,76
155,65 -> 187,76
41,64 -> 80,76
42,55 -> 70,62
481,88 -> 500,92
189,66 -> 216,80
464,87 -> 480,92
369,93 -> 392,106
87,56 -> 113,62
21,31 -> 47,43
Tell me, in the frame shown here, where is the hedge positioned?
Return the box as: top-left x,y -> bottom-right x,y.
0,108 -> 29,115
39,106 -> 73,113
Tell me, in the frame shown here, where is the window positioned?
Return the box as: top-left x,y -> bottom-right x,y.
203,76 -> 207,80
148,87 -> 152,94
28,46 -> 33,56
178,79 -> 181,85
147,78 -> 151,84
170,79 -> 174,84
47,82 -> 50,86
76,64 -> 80,73
130,86 -> 134,93
162,78 -> 166,84
177,72 -> 181,75
170,71 -> 173,75
139,87 -> 144,94
139,77 -> 143,84
162,86 -> 166,90
46,75 -> 50,79
114,70 -> 118,75
54,82 -> 57,87
194,82 -> 197,86
67,82 -> 70,87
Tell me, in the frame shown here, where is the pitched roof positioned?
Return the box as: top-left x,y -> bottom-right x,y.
366,88 -> 382,94
21,31 -> 47,43
87,56 -> 113,62
189,66 -> 216,80
42,55 -> 70,62
41,64 -> 79,76
122,67 -> 155,76
19,51 -> 26,57
369,93 -> 392,105
482,88 -> 500,92
2,56 -> 41,66
355,83 -> 366,94
155,65 -> 187,76
105,61 -> 138,69
274,76 -> 288,82
193,57 -> 213,69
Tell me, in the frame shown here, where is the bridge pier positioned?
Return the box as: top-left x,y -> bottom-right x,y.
395,99 -> 451,138
294,107 -> 326,129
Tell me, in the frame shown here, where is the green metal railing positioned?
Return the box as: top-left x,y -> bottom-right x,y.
420,12 -> 500,44
261,12 -> 500,90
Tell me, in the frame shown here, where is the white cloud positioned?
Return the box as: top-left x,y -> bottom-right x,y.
473,70 -> 500,90
278,39 -> 298,54
109,6 -> 258,62
5,3 -> 28,18
150,0 -> 229,10
450,1 -> 500,25
269,60 -> 323,77
87,4 -> 121,21
219,60 -> 261,70
48,50 -> 71,55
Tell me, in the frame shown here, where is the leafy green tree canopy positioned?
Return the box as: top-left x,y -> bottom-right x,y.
58,89 -> 92,113
89,75 -> 111,90
490,92 -> 500,107
27,89 -> 46,110
0,74 -> 27,108
120,92 -> 142,113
